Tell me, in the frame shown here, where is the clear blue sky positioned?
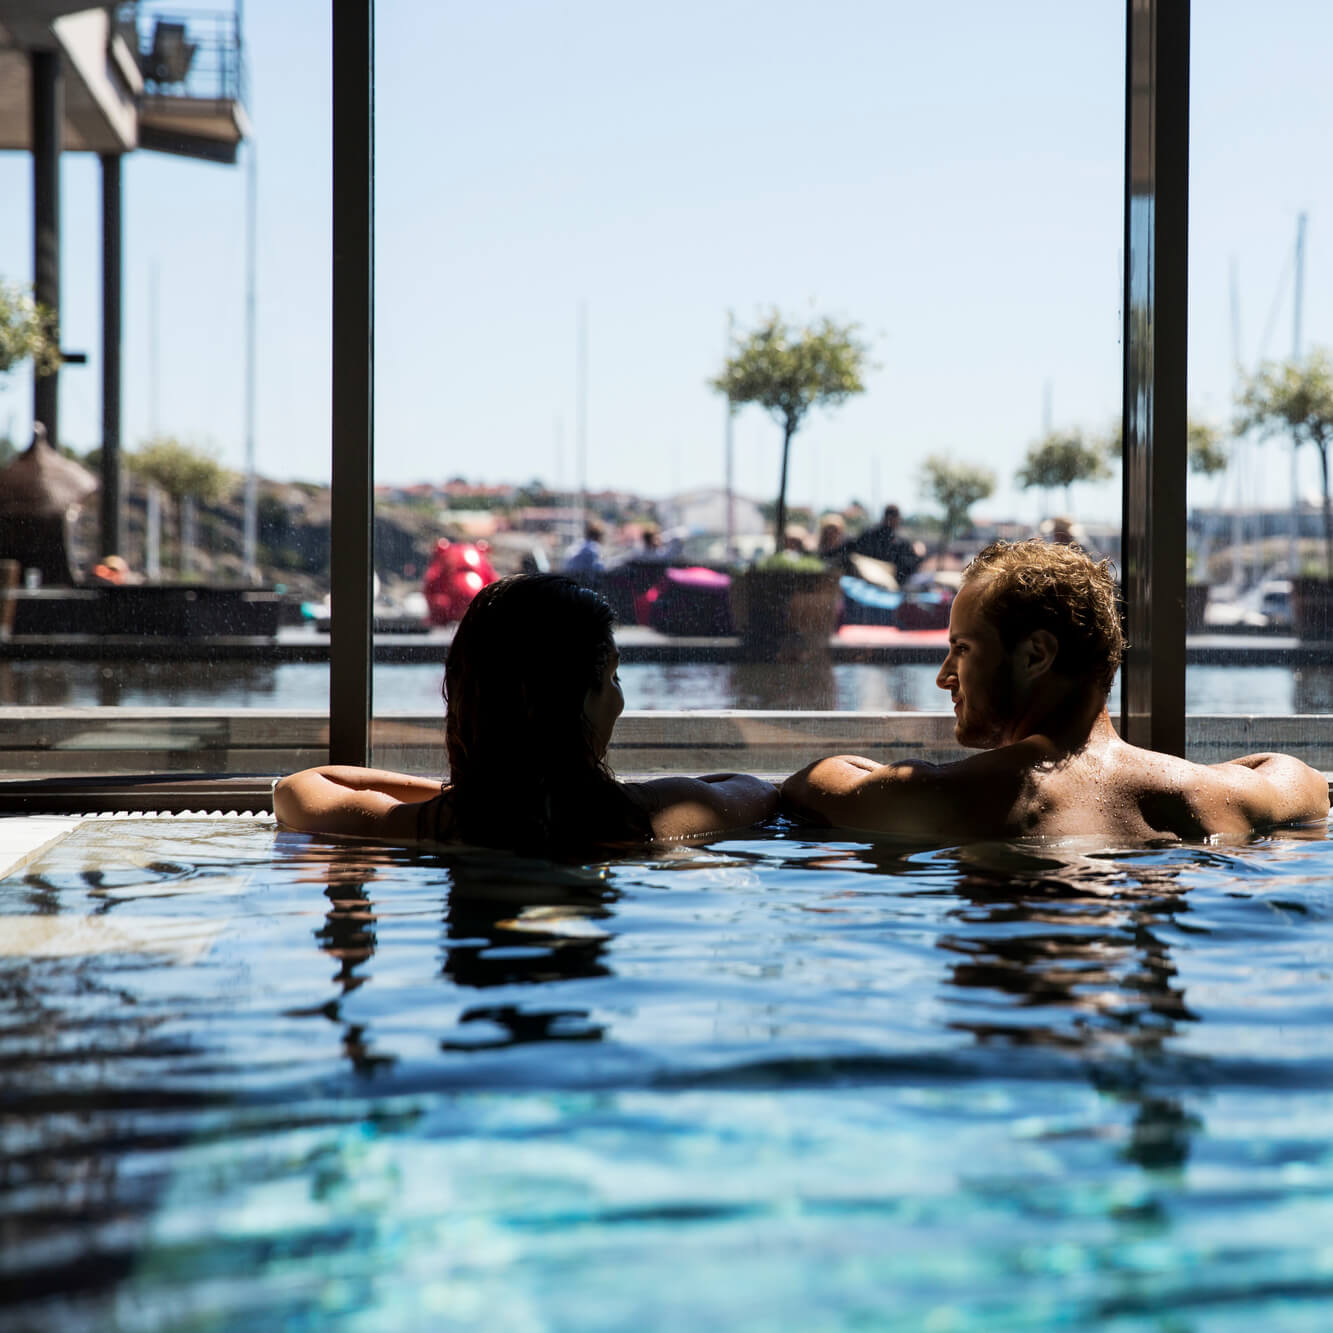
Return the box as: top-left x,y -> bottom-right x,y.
1,0 -> 1331,527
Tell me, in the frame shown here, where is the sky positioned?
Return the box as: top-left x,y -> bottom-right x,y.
2,0 -> 1332,528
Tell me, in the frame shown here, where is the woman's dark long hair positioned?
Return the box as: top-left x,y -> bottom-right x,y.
443,574 -> 650,852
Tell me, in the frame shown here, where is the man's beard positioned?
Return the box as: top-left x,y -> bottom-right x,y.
956,661 -> 1016,749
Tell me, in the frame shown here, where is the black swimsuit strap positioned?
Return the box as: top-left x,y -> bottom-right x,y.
416,787 -> 458,844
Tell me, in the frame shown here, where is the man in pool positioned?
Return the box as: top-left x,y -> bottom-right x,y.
782,539 -> 1330,841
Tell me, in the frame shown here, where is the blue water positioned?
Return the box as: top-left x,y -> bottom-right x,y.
3,819 -> 1333,1329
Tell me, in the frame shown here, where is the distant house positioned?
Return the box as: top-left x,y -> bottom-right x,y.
658,488 -> 767,541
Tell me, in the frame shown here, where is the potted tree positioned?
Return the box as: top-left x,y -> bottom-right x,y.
921,454 -> 995,557
712,311 -> 868,660
1015,428 -> 1113,519
1236,349 -> 1333,638
0,278 -> 62,623
1184,419 -> 1228,631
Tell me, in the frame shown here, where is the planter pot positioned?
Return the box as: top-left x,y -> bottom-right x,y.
1291,576 -> 1333,641
1185,583 -> 1208,634
730,568 -> 841,662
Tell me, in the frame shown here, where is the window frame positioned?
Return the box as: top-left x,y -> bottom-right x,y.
0,0 -> 1207,808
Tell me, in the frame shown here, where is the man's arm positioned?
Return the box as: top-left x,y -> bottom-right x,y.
781,754 -> 960,836
273,766 -> 442,840
1207,753 -> 1330,828
625,774 -> 779,840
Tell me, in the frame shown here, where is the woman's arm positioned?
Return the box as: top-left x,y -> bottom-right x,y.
624,773 -> 779,840
273,766 -> 442,840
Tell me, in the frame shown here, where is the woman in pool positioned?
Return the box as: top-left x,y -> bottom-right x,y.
275,573 -> 779,852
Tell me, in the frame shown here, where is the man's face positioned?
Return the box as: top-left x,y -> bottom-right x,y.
935,581 -> 1019,748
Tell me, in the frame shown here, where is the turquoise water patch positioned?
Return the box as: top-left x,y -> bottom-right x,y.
3,821 -> 1333,1329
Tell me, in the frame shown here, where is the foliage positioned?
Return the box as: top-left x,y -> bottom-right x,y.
0,279 -> 60,379
1105,417 -> 1229,477
1236,349 -> 1333,579
751,551 -> 828,575
1186,420 -> 1228,477
920,454 -> 995,551
1015,430 -> 1112,504
712,311 -> 869,547
130,436 -> 228,504
129,437 -> 230,578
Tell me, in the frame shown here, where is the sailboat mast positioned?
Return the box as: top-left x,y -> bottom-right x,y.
724,310 -> 735,557
1289,213 -> 1306,580
576,301 -> 588,536
1229,257 -> 1245,585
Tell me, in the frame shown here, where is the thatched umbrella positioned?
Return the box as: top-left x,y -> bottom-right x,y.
0,424 -> 98,585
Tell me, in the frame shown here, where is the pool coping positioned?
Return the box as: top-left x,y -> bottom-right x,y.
0,815 -> 82,878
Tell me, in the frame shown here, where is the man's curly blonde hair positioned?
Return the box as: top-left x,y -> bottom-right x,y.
962,539 -> 1124,693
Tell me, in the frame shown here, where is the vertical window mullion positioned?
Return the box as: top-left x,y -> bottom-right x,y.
329,0 -> 375,765
1121,0 -> 1190,755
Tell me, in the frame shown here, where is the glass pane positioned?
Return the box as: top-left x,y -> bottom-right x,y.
373,5 -> 1125,773
373,2 -> 1125,773
368,3 -> 1124,772
0,3 -> 330,780
1187,1 -> 1333,766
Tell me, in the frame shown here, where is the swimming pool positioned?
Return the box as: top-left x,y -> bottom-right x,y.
3,816 -> 1333,1330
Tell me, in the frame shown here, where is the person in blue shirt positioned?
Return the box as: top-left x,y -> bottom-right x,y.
564,520 -> 606,576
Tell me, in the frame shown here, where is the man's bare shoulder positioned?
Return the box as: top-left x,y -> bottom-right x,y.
1107,742 -> 1329,838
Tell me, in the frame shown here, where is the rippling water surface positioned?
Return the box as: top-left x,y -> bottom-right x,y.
3,819 -> 1333,1330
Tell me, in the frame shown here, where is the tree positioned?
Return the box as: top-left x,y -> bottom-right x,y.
920,455 -> 995,553
1105,416 -> 1228,477
1187,419 -> 1228,478
1015,429 -> 1112,512
0,279 -> 59,381
711,311 -> 868,549
1236,349 -> 1333,580
130,436 -> 229,576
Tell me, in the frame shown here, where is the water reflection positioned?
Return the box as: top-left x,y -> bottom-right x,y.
304,847 -> 618,1064
0,656 -> 1314,713
730,661 -> 837,710
852,839 -> 1204,1170
1293,664 -> 1333,713
0,659 -> 288,708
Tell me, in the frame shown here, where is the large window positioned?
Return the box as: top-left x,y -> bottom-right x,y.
0,2 -> 331,784
1185,0 -> 1333,768
5,2 -> 1331,793
369,2 -> 1125,775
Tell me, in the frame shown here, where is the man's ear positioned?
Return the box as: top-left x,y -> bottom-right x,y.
1017,629 -> 1059,681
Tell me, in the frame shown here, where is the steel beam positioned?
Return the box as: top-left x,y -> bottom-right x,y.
100,154 -> 123,560
31,49 -> 62,447
1120,0 -> 1190,755
328,0 -> 375,765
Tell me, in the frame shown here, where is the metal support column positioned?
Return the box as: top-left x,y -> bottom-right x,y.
329,0 -> 375,765
1120,0 -> 1190,756
100,153 -> 123,560
31,49 -> 62,446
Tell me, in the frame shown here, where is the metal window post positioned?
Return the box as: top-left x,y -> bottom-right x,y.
329,0 -> 375,765
100,153 -> 123,560
31,49 -> 62,447
1120,0 -> 1190,755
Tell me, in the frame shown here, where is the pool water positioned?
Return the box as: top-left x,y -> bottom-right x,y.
3,818 -> 1333,1330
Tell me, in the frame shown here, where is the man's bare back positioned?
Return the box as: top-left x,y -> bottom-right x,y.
783,711 -> 1328,842
781,543 -> 1330,843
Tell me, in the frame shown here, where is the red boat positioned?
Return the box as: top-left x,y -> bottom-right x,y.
423,538 -> 498,625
